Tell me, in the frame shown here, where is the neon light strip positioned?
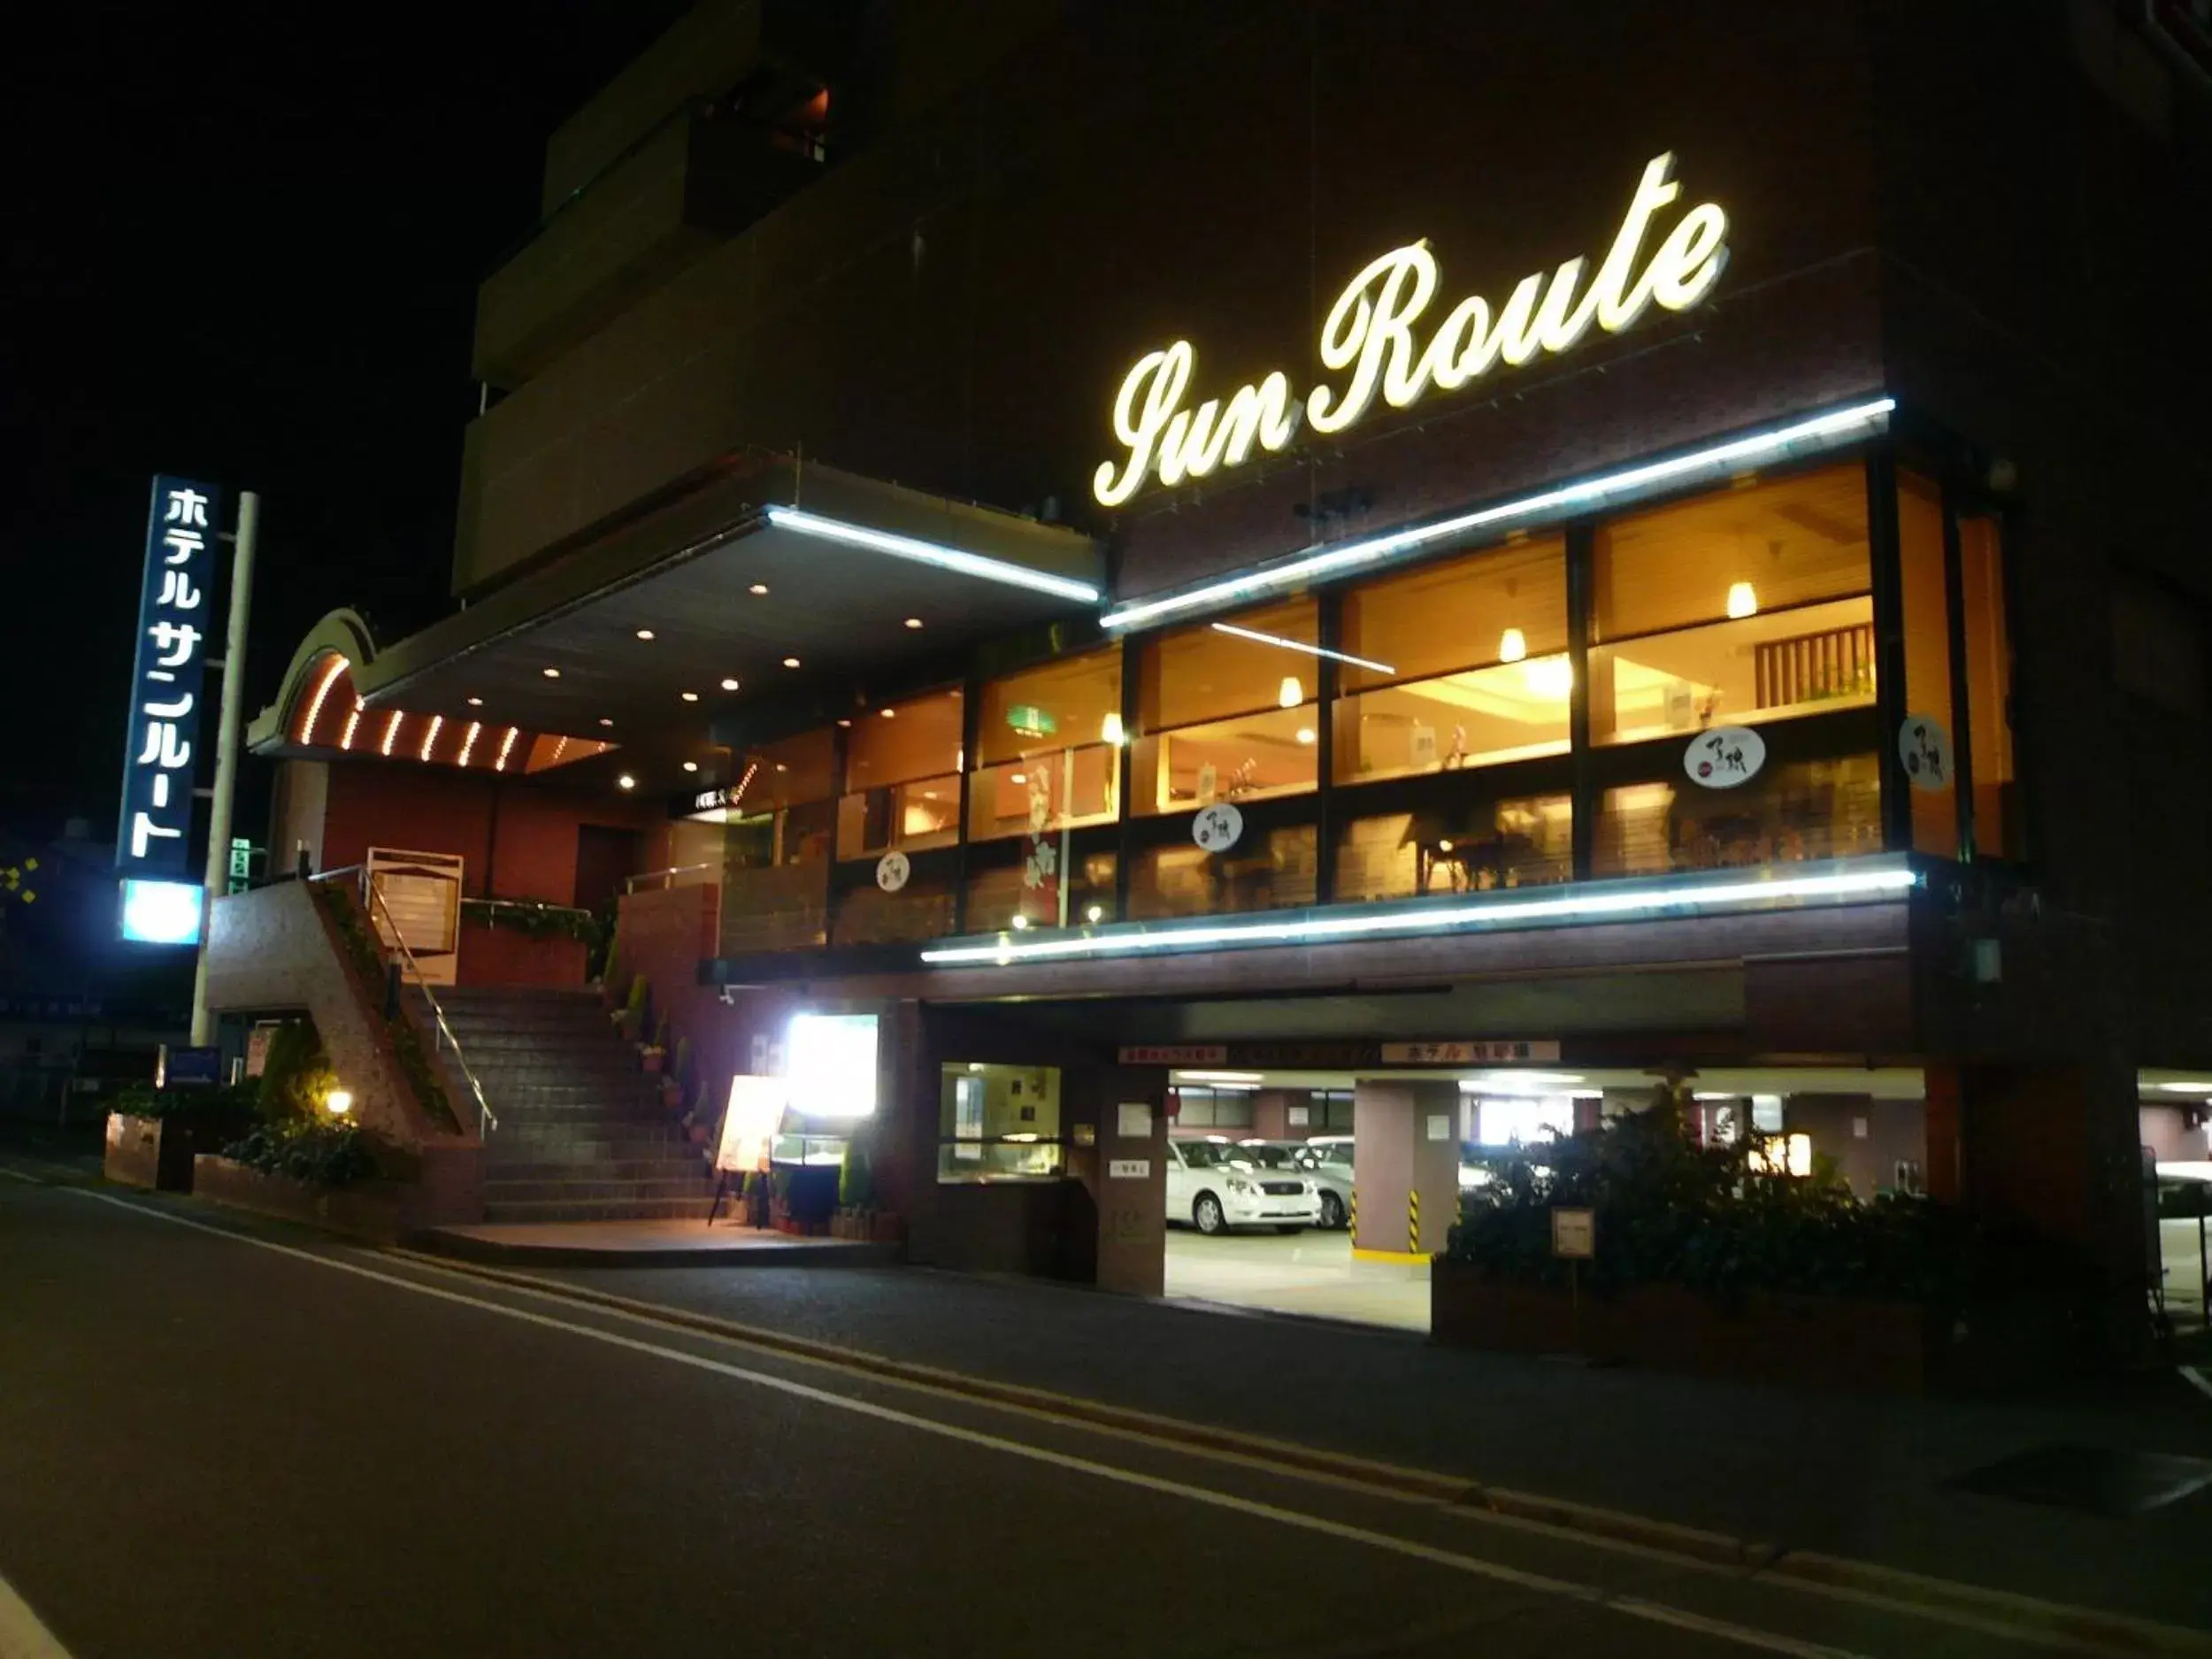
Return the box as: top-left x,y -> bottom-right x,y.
418,714 -> 443,762
920,865 -> 1917,967
296,655 -> 349,744
379,710 -> 404,757
764,506 -> 1102,604
494,728 -> 520,772
457,721 -> 482,767
1101,397 -> 1897,632
1210,621 -> 1394,674
339,699 -> 364,751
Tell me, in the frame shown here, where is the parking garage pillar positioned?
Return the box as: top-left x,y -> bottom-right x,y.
1064,1066 -> 1169,1295
1351,1079 -> 1462,1259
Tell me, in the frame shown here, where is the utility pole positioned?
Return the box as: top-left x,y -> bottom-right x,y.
188,491 -> 258,1047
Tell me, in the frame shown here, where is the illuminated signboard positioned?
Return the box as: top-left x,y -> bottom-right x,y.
117,476 -> 220,879
1092,153 -> 1730,506
785,1012 -> 879,1118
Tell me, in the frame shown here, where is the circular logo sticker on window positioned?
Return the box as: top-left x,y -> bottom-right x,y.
1682,726 -> 1766,790
1192,803 -> 1244,853
1898,715 -> 1953,793
875,850 -> 911,892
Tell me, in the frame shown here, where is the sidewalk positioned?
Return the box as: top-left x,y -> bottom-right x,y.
521,1258 -> 2212,1632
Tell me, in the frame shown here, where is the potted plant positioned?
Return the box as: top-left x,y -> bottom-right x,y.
834,1138 -> 875,1239
741,1169 -> 771,1230
611,972 -> 649,1043
770,1166 -> 796,1234
662,1035 -> 690,1111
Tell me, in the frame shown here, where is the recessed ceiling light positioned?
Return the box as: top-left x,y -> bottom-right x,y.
837,718 -> 852,727
783,657 -> 801,669
904,617 -> 924,629
616,773 -> 635,790
466,695 -> 484,707
1010,772 -> 1027,785
774,763 -> 787,772
719,677 -> 740,692
682,761 -> 699,773
680,691 -> 699,703
542,667 -> 561,679
599,717 -> 613,727
749,583 -> 770,596
635,628 -> 655,641
879,707 -> 897,718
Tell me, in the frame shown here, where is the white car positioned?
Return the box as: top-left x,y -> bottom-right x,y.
1242,1138 -> 1352,1230
1166,1138 -> 1322,1234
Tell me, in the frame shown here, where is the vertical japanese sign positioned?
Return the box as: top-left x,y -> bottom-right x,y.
116,475 -> 219,879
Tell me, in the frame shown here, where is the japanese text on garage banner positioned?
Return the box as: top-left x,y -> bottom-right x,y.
116,476 -> 220,877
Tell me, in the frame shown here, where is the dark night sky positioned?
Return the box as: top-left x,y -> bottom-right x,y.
3,2 -> 688,835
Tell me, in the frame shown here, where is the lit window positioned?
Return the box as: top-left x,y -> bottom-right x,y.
1133,598 -> 1320,816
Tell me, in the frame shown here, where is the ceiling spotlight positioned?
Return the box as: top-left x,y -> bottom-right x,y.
749,583 -> 770,596
1010,772 -> 1027,785
682,761 -> 699,773
616,773 -> 636,790
1086,905 -> 1104,923
836,718 -> 851,727
904,617 -> 924,629
635,628 -> 656,641
783,657 -> 802,669
879,707 -> 897,719
680,691 -> 700,703
542,667 -> 561,679
1295,727 -> 1316,745
719,677 -> 740,691
599,717 -> 613,727
465,695 -> 484,707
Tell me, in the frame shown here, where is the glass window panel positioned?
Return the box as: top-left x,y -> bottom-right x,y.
718,798 -> 833,954
845,689 -> 964,790
1898,472 -> 1959,857
1592,464 -> 1871,642
730,728 -> 836,810
1594,754 -> 1884,877
965,846 -> 1118,933
1589,595 -> 1875,746
1957,514 -> 2021,860
975,647 -> 1122,766
1340,536 -> 1568,691
1133,704 -> 1317,816
1141,597 -> 1318,732
1333,659 -> 1571,784
1335,795 -> 1571,902
1128,824 -> 1318,919
835,774 -> 960,859
938,1064 -> 1064,1183
969,745 -> 1119,841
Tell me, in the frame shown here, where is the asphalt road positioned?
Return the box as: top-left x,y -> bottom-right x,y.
0,1172 -> 2137,1658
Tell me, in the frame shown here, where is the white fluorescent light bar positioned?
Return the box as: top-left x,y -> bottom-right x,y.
1210,621 -> 1394,675
920,865 -> 1916,967
764,506 -> 1102,604
1100,396 -> 1897,632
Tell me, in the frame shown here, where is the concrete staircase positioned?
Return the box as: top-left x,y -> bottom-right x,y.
417,986 -> 717,1225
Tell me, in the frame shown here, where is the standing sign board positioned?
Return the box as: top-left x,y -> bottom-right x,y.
365,848 -> 464,986
117,477 -> 220,881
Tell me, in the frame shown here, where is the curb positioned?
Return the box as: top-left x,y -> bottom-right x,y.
382,1247 -> 2212,1658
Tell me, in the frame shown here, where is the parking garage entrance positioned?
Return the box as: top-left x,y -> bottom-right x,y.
1148,1059 -> 1935,1334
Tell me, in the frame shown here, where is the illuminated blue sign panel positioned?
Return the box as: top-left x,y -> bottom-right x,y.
119,877 -> 205,945
116,475 -> 220,880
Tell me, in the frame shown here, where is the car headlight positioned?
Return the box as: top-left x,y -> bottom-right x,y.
1225,1176 -> 1256,1194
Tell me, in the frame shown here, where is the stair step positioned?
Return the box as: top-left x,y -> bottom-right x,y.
481,1177 -> 715,1203
486,1157 -> 711,1182
481,1197 -> 720,1225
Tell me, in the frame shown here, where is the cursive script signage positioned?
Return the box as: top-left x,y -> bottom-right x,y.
1092,153 -> 1729,507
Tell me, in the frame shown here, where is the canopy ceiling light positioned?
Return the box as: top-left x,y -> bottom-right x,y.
764,505 -> 1102,604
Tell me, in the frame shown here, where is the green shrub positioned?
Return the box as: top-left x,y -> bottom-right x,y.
221,1119 -> 380,1188
839,1139 -> 874,1210
112,1081 -> 263,1140
258,1021 -> 336,1124
1445,1104 -> 2083,1310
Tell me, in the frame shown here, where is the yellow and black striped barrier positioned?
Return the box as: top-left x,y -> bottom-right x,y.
1348,1187 -> 1357,1243
1408,1189 -> 1421,1254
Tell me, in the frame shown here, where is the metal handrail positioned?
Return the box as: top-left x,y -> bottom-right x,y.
358,874 -> 499,1139
624,862 -> 719,894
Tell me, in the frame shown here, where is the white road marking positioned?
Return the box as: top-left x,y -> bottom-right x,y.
0,1169 -> 44,1184
67,1189 -> 1863,1659
0,1572 -> 73,1659
2182,1366 -> 2212,1407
